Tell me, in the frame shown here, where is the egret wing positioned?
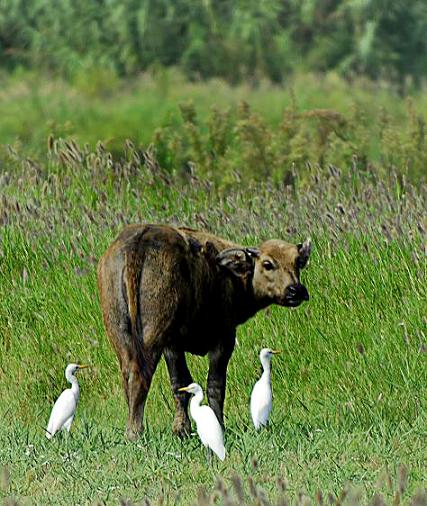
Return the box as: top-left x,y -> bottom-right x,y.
250,379 -> 272,429
46,389 -> 77,438
195,406 -> 225,460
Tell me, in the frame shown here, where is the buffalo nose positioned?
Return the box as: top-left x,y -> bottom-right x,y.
287,285 -> 298,297
299,284 -> 309,301
288,283 -> 309,301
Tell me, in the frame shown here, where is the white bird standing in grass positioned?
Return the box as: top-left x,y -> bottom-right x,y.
46,363 -> 89,439
178,383 -> 225,461
250,348 -> 280,429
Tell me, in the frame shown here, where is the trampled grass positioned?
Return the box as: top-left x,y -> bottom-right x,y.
0,141 -> 426,504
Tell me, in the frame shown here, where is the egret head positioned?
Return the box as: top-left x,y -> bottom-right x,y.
65,363 -> 89,378
178,383 -> 203,396
259,348 -> 280,362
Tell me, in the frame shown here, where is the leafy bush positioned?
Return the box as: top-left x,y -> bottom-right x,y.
152,97 -> 427,185
1,0 -> 427,87
1,71 -> 426,185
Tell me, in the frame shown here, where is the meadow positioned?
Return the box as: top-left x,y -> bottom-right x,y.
1,69 -> 427,184
0,75 -> 426,504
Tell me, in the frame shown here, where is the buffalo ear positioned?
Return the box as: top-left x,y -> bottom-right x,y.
217,248 -> 254,277
245,247 -> 260,258
297,238 -> 312,269
202,241 -> 219,257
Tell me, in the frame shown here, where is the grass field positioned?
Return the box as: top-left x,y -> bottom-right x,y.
2,70 -> 427,184
0,136 -> 426,504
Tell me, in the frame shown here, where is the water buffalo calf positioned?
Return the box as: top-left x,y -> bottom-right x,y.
97,224 -> 311,439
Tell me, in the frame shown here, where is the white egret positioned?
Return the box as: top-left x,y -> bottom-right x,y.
178,383 -> 225,461
250,348 -> 280,429
46,363 -> 89,439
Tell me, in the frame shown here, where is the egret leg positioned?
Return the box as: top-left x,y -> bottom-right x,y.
205,446 -> 211,466
163,347 -> 193,438
63,416 -> 74,433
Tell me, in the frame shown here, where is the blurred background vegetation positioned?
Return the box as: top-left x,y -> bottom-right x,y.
0,0 -> 426,184
1,0 -> 427,90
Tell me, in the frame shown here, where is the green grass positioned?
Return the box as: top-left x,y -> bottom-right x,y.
0,140 -> 426,504
1,69 -> 427,184
1,419 -> 424,504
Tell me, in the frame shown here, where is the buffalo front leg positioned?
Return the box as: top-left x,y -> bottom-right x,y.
163,347 -> 193,437
207,338 -> 235,429
126,345 -> 162,440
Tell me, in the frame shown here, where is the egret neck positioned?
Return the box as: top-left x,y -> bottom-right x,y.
65,367 -> 80,400
189,386 -> 204,419
260,354 -> 272,384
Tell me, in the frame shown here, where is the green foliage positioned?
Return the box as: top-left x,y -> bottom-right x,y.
152,91 -> 427,185
1,0 -> 427,87
0,141 -> 426,503
1,71 -> 427,185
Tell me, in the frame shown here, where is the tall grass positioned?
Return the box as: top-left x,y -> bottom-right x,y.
1,70 -> 427,183
2,463 -> 426,505
0,139 -> 425,503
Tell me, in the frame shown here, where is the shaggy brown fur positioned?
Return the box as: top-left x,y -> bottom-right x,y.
98,224 -> 311,439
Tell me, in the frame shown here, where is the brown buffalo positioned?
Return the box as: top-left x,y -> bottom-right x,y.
97,224 -> 311,439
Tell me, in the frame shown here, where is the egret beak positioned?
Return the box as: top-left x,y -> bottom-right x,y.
178,386 -> 191,392
78,364 -> 90,369
271,350 -> 281,354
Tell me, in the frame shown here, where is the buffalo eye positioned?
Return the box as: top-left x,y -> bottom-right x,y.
262,260 -> 274,271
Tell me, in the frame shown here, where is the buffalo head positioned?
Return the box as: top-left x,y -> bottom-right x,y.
217,238 -> 311,307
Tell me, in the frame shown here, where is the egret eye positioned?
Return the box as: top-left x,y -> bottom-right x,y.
262,260 -> 274,271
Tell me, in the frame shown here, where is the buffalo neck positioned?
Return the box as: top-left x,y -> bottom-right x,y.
227,274 -> 269,325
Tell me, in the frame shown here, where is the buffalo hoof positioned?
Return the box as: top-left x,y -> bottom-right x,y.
125,427 -> 140,441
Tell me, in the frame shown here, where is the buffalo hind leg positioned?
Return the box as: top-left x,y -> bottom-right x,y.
163,347 -> 193,437
117,353 -> 130,406
207,338 -> 235,429
125,345 -> 162,440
